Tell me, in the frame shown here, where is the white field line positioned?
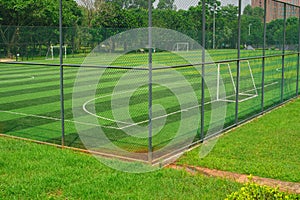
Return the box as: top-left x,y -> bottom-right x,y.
0,75 -> 35,83
82,85 -> 160,125
0,110 -> 121,130
0,82 -> 278,131
83,81 -> 279,130
119,100 -> 217,129
82,78 -> 197,125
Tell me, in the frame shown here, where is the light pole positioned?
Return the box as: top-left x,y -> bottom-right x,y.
213,1 -> 216,49
248,23 -> 252,36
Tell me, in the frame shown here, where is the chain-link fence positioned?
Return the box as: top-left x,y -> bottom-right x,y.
0,0 -> 299,166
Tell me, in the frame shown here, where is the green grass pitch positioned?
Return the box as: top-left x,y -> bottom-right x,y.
0,49 -> 299,161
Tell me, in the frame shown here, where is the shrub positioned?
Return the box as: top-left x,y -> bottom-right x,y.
225,176 -> 300,200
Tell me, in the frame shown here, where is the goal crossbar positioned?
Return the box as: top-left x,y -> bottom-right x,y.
46,45 -> 67,60
173,42 -> 189,52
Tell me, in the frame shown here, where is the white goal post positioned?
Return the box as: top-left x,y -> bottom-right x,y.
46,45 -> 67,60
216,60 -> 258,102
173,42 -> 189,52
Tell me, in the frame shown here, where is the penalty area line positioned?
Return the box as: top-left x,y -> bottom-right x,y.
0,82 -> 278,131
117,81 -> 279,130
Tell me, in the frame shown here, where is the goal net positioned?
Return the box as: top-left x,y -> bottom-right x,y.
46,45 -> 67,60
173,42 -> 189,52
216,60 -> 258,102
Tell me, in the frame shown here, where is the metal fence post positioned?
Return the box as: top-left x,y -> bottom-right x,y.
59,0 -> 65,146
200,0 -> 206,140
296,7 -> 300,97
261,0 -> 267,112
148,0 -> 153,163
281,3 -> 287,102
235,0 -> 242,124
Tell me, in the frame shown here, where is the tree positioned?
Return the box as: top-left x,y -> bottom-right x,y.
78,0 -> 99,27
0,0 -> 82,26
266,18 -> 284,46
0,0 -> 82,57
185,5 -> 203,43
286,15 -> 298,39
243,5 -> 252,16
241,15 -> 263,47
286,23 -> 298,45
157,0 -> 176,10
91,2 -> 137,52
243,5 -> 264,20
270,17 -> 299,47
241,4 -> 264,47
215,4 -> 238,48
252,7 -> 264,20
153,9 -> 183,29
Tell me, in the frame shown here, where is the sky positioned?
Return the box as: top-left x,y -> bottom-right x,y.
153,0 -> 251,10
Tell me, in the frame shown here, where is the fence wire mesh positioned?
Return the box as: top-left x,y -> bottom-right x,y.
0,0 -> 300,165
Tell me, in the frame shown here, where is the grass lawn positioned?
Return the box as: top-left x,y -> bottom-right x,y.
177,97 -> 300,183
0,136 -> 241,199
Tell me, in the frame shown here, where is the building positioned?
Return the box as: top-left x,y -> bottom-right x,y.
251,0 -> 300,22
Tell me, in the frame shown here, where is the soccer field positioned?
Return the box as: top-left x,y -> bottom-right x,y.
0,49 -> 299,162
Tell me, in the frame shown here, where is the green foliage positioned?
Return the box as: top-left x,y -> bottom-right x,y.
266,17 -> 299,46
0,0 -> 82,57
252,7 -> 264,20
243,5 -> 264,20
157,0 -> 176,10
241,15 -> 263,45
267,19 -> 284,45
0,0 -> 82,26
153,9 -> 183,29
226,180 -> 300,200
243,5 -> 253,16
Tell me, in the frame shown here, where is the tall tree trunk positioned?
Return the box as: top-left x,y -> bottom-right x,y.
0,26 -> 18,58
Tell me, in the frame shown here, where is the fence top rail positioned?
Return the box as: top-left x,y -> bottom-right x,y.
0,51 -> 298,70
271,0 -> 300,8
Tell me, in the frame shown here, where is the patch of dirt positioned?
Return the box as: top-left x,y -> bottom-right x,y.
167,164 -> 300,194
0,58 -> 14,62
47,189 -> 63,198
